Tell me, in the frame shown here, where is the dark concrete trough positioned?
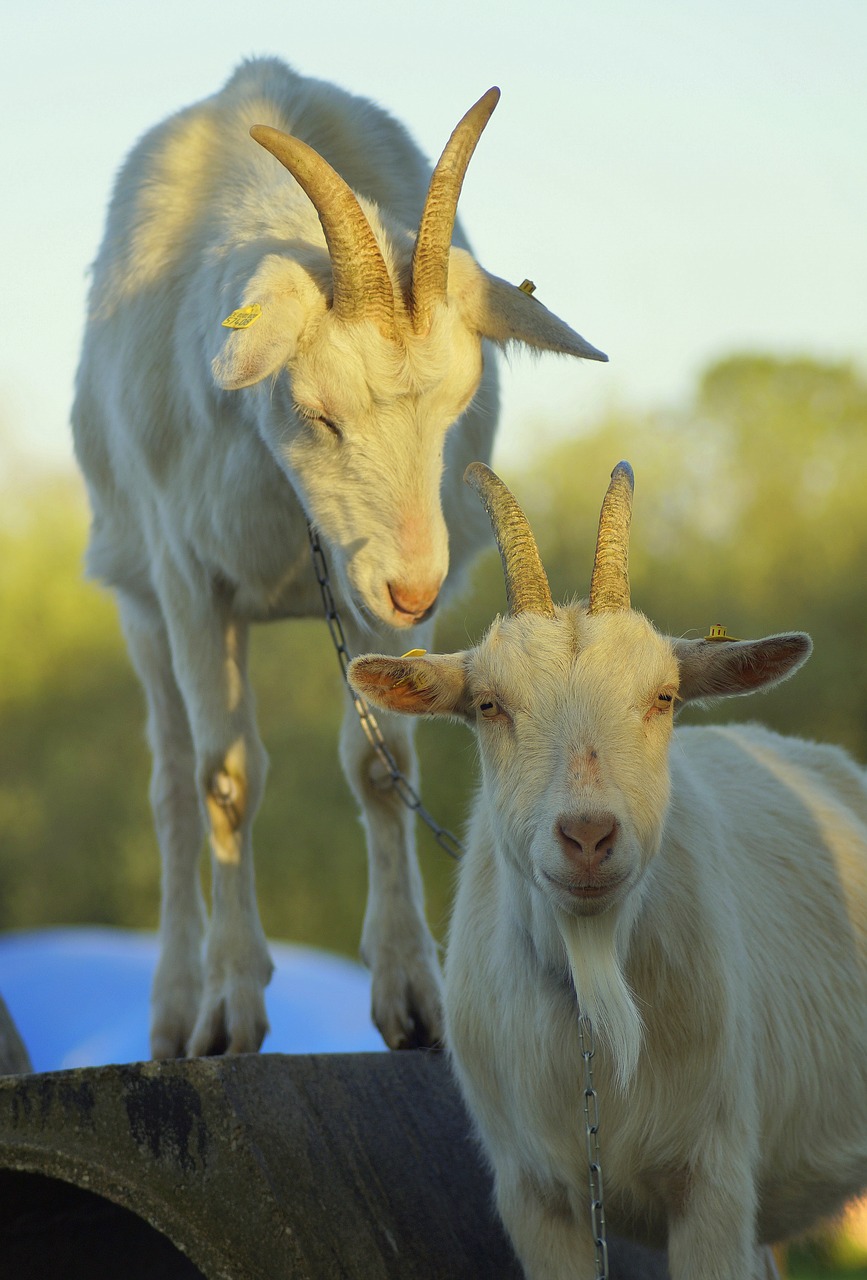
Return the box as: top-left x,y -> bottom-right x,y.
0,1050 -> 669,1278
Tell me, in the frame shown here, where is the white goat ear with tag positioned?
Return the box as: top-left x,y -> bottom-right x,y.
672,632 -> 812,705
212,290 -> 307,390
449,252 -> 607,362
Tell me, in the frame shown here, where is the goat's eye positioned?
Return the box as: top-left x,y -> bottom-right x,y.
479,698 -> 503,721
312,413 -> 342,438
297,406 -> 342,439
645,688 -> 676,721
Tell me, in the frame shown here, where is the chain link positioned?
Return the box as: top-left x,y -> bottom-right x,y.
579,1012 -> 610,1279
307,523 -> 464,860
309,522 -> 607,1268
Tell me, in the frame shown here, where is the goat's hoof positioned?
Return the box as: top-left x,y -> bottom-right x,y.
186,986 -> 269,1057
394,1025 -> 445,1052
150,1030 -> 190,1061
371,973 -> 444,1051
150,993 -> 201,1060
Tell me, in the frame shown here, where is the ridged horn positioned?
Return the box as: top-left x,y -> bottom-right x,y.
411,88 -> 501,334
250,125 -> 396,337
588,462 -> 634,615
464,462 -> 555,619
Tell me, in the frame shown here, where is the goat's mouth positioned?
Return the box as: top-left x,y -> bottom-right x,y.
386,599 -> 438,628
363,595 -> 436,631
542,870 -> 627,902
387,583 -> 440,627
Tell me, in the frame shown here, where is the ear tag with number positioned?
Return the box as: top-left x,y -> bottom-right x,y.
704,624 -> 742,642
221,304 -> 263,330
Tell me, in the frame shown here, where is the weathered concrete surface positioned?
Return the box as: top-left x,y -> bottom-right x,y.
0,1051 -> 670,1278
0,995 -> 32,1075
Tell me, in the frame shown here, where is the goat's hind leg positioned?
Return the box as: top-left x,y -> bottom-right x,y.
154,566 -> 273,1057
118,590 -> 207,1059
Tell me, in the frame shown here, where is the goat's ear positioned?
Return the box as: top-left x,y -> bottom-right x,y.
347,653 -> 472,721
212,291 -> 307,390
673,633 -> 812,706
451,255 -> 607,361
212,254 -> 326,390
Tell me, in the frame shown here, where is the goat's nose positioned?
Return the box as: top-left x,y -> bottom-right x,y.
555,812 -> 619,874
388,581 -> 440,621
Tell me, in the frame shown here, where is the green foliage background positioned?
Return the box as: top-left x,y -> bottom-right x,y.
2,353 -> 867,1274
2,353 -> 867,958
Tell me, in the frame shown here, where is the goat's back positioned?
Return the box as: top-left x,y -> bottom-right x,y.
88,57 -> 448,312
638,722 -> 867,1237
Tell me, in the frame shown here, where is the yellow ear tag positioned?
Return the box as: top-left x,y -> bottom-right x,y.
221,304 -> 263,330
518,279 -> 537,296
704,624 -> 742,642
400,648 -> 427,658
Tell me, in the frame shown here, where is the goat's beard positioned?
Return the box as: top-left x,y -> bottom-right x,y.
556,908 -> 644,1092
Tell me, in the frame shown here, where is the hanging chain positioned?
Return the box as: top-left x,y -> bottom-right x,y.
579,1011 -> 609,1279
307,522 -> 464,860
308,522 -> 606,1266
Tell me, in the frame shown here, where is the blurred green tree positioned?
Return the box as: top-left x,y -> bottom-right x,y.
1,352 -> 865,958
511,354 -> 867,752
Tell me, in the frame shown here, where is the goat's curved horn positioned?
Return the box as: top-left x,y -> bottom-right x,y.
250,126 -> 396,338
411,88 -> 501,334
588,462 -> 634,614
464,462 -> 555,619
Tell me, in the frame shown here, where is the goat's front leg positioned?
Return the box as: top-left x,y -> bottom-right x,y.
495,1165 -> 598,1280
666,1155 -> 763,1280
156,562 -> 273,1057
338,622 -> 443,1049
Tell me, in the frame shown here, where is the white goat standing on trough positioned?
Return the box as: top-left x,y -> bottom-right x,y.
71,58 -> 607,1058
349,461 -> 867,1279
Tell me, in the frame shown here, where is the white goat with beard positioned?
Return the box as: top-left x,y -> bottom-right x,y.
349,461 -> 867,1280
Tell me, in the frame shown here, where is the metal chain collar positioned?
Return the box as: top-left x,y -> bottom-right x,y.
579,1012 -> 610,1278
307,521 -> 608,1273
307,522 -> 464,860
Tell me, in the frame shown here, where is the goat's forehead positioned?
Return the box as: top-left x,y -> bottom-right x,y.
471,608 -> 677,697
299,309 -> 482,406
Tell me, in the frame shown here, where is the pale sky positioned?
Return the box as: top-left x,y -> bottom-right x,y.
2,0 -> 865,473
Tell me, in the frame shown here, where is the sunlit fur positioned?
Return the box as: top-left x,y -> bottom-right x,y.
71,57 -> 603,1058
349,600 -> 867,1279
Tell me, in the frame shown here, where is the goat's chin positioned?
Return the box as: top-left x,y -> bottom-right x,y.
360,603 -> 423,633
385,606 -> 427,631
546,882 -> 622,918
333,572 -> 408,635
347,579 -> 428,633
